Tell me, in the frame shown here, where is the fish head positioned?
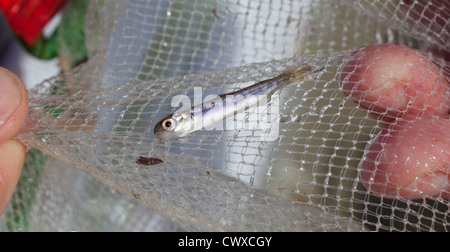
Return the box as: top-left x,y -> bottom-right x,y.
154,112 -> 192,140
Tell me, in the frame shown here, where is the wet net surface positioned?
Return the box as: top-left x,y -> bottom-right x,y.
1,0 -> 449,231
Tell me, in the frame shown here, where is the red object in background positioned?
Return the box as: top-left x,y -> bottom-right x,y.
0,0 -> 69,47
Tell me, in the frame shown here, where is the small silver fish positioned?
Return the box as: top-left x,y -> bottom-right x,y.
154,64 -> 323,140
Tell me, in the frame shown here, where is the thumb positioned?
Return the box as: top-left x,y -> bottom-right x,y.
0,67 -> 29,216
0,67 -> 29,142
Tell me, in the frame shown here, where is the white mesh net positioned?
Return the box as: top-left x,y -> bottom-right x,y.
1,0 -> 449,231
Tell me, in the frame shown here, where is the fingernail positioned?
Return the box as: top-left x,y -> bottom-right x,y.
0,68 -> 21,127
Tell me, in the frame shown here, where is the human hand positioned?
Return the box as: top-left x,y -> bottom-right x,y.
339,0 -> 450,200
0,67 -> 29,216
340,43 -> 449,200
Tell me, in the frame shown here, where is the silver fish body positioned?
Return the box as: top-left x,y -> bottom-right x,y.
154,64 -> 323,140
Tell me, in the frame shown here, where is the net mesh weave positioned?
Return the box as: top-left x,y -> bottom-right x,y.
1,0 -> 449,231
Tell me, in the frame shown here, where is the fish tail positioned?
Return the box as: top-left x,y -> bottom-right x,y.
286,64 -> 324,83
283,64 -> 311,81
272,64 -> 324,93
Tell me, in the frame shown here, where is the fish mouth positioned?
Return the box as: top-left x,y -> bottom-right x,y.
154,123 -> 163,136
153,125 -> 181,140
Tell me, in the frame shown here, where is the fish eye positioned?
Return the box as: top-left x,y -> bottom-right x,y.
162,119 -> 175,130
